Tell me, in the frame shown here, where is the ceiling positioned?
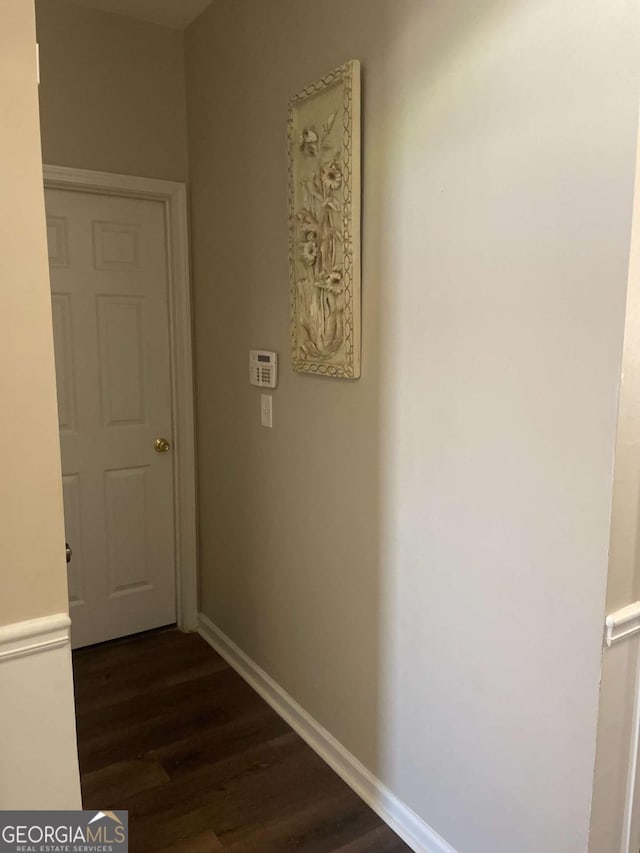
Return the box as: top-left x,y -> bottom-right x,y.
68,0 -> 212,29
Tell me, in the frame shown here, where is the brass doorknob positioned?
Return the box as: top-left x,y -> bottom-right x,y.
154,437 -> 171,453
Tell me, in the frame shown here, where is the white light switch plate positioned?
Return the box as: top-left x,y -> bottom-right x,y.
260,394 -> 273,428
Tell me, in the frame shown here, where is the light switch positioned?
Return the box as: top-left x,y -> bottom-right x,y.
260,393 -> 273,428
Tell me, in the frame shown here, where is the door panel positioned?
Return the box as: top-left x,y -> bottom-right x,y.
97,296 -> 147,425
104,465 -> 150,594
46,188 -> 176,649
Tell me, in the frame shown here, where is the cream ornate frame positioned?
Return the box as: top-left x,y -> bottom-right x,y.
288,60 -> 361,378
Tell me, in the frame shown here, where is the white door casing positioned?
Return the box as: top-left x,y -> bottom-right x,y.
590,111 -> 640,853
43,167 -> 197,647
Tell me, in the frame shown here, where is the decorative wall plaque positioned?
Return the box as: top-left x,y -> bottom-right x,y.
288,60 -> 361,378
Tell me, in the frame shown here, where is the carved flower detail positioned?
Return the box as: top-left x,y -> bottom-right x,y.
300,240 -> 318,266
319,267 -> 344,294
321,162 -> 343,190
299,128 -> 319,158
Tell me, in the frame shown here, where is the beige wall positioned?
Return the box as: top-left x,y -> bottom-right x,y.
36,0 -> 188,181
186,1 -> 640,851
0,0 -> 70,626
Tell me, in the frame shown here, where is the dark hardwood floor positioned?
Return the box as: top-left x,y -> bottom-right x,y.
73,628 -> 410,852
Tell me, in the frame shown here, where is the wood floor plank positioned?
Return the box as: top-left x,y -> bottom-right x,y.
220,788 -> 383,852
153,705 -> 291,779
77,670 -> 266,774
73,629 -> 410,852
81,757 -> 170,804
332,825 -> 411,853
74,637 -> 228,715
155,829 -> 223,852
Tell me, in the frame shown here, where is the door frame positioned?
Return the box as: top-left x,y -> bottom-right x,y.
43,164 -> 198,632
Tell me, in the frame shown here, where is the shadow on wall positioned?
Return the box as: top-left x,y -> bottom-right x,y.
185,1 -> 640,852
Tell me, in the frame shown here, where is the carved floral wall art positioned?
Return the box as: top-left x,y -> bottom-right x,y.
288,60 -> 361,378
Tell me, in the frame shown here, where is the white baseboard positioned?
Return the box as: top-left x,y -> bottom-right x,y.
0,612 -> 81,809
198,613 -> 456,853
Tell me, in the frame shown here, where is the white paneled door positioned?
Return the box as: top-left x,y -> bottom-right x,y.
46,188 -> 176,649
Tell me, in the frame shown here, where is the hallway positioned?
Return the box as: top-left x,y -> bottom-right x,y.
73,629 -> 409,852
